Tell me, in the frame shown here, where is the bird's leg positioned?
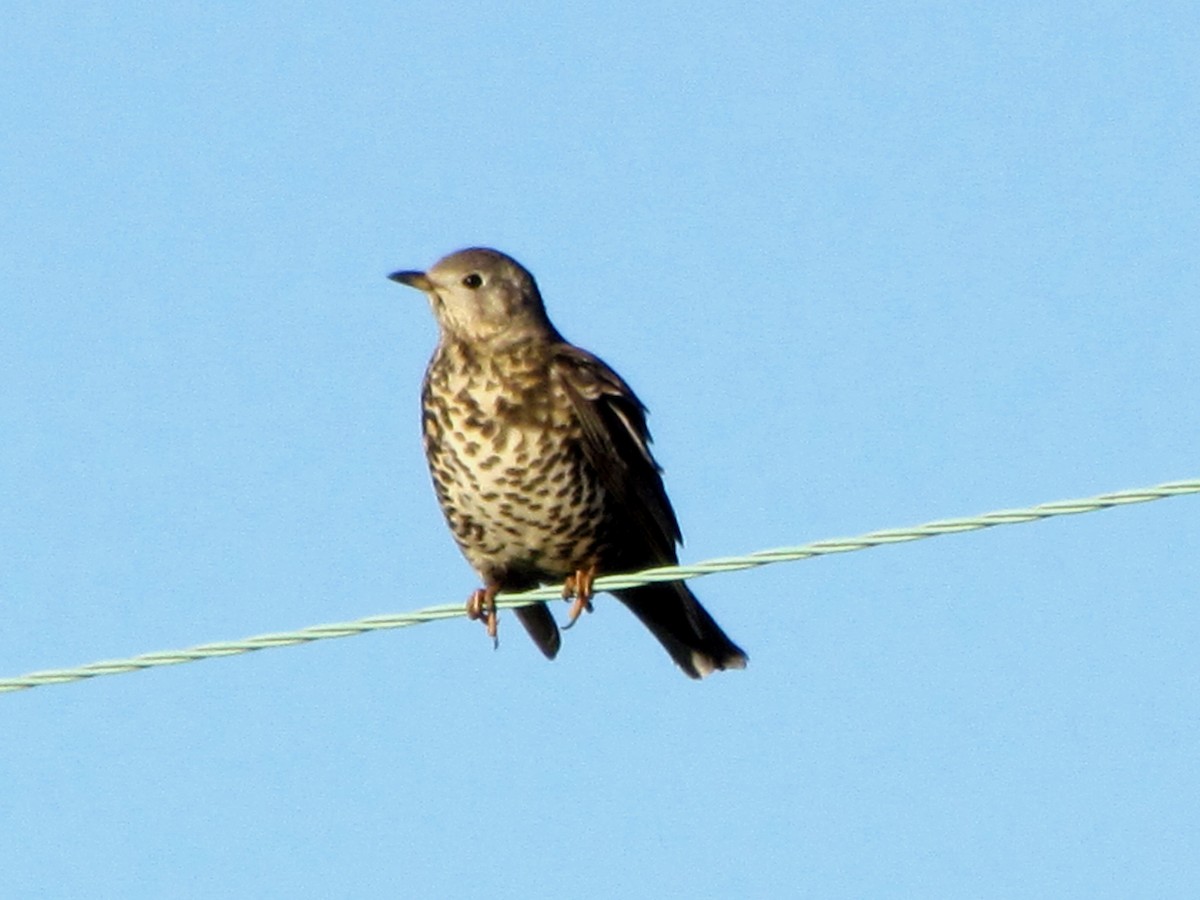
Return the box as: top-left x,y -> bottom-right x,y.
466,584 -> 500,649
561,565 -> 597,629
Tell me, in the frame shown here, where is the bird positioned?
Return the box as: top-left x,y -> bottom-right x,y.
389,248 -> 746,678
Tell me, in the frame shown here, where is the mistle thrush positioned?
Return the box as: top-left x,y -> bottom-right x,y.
389,248 -> 746,678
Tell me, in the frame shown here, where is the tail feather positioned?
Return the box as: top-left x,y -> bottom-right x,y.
515,603 -> 561,659
614,582 -> 747,678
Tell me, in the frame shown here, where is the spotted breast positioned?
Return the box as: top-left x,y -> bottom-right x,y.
422,336 -> 607,588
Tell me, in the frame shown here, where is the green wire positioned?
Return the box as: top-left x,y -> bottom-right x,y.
3,477 -> 1197,694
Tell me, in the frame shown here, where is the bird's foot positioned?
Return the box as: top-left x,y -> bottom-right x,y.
466,585 -> 500,649
561,566 -> 597,629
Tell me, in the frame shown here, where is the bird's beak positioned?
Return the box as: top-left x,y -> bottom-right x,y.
388,270 -> 434,292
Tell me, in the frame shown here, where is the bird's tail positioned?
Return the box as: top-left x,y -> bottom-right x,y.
515,604 -> 562,660
614,582 -> 747,678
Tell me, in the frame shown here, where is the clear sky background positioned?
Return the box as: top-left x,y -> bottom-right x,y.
4,3 -> 1199,897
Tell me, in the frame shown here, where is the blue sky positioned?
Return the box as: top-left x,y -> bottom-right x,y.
3,3 -> 1199,897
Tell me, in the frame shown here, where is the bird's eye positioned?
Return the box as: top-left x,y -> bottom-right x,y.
462,273 -> 483,289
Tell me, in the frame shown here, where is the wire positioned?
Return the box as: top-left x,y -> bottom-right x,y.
2,477 -> 1197,694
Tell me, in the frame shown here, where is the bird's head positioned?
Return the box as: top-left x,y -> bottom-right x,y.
389,248 -> 557,346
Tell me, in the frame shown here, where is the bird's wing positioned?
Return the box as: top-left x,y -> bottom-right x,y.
551,344 -> 682,562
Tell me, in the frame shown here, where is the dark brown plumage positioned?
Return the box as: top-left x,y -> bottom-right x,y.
389,248 -> 746,677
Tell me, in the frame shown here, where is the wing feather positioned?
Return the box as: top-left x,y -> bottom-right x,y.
551,344 -> 682,563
